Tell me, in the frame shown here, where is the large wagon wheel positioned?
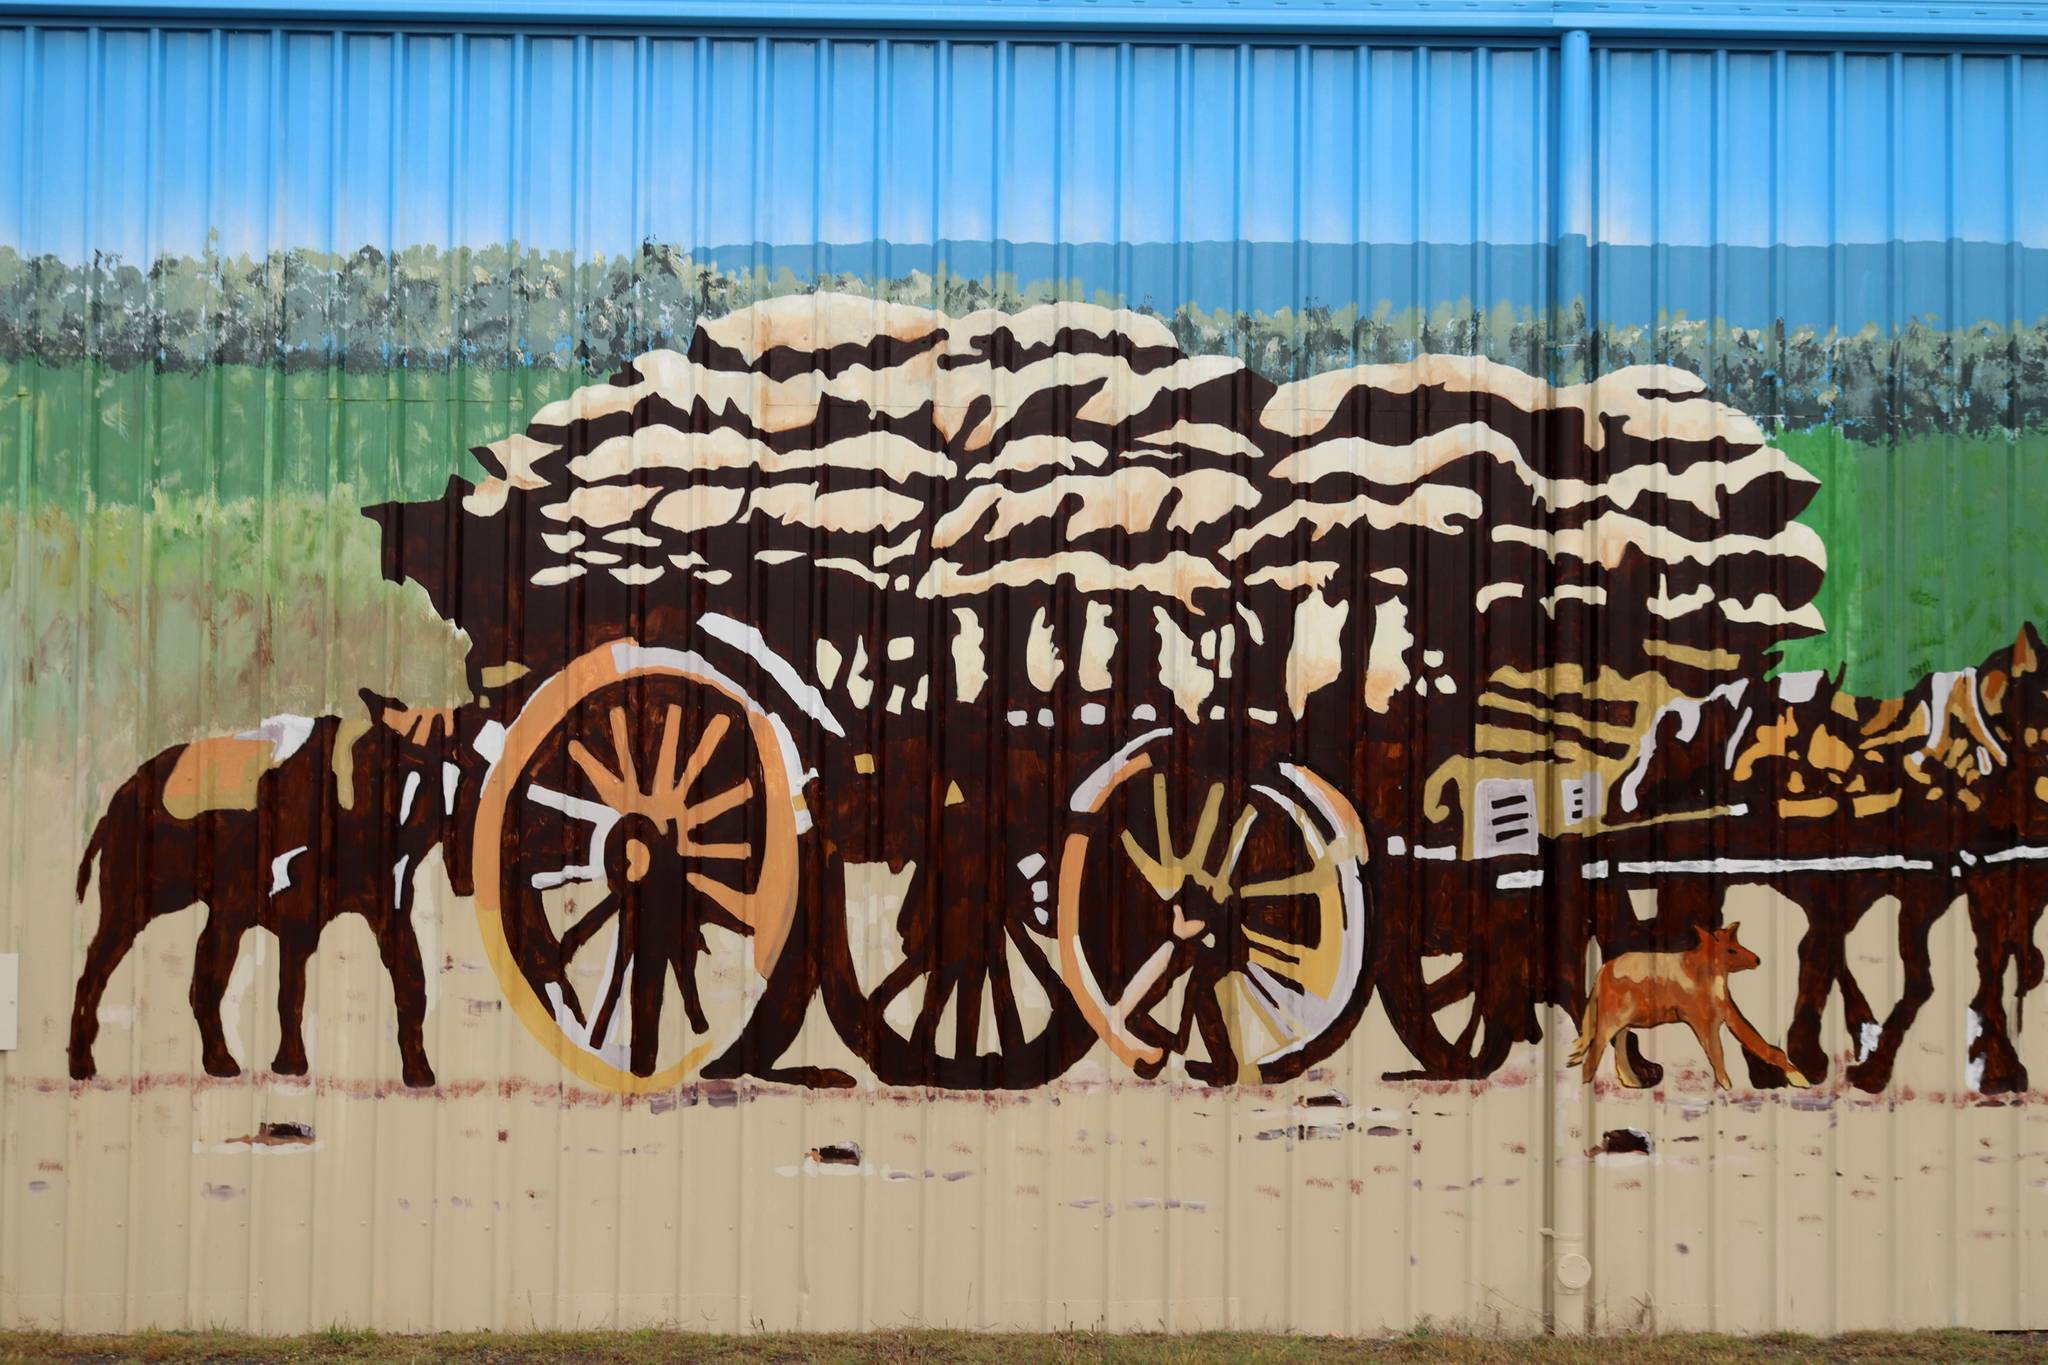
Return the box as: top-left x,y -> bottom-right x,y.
816,774 -> 1096,1090
1372,859 -> 1532,1080
472,640 -> 800,1093
1057,737 -> 1374,1084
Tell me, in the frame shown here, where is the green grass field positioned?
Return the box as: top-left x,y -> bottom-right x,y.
0,358 -> 590,509
0,488 -> 469,757
1770,424 -> 2048,695
7,360 -> 2048,713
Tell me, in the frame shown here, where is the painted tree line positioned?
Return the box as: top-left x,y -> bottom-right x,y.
3,242 -> 2047,442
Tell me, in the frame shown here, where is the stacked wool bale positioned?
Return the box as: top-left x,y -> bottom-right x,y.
1254,357 -> 1829,694
376,293 -> 1830,740
463,294 -> 1276,606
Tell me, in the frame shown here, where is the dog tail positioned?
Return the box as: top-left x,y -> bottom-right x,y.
1565,989 -> 1599,1065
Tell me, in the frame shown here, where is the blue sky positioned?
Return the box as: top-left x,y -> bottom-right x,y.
2,25 -> 2044,320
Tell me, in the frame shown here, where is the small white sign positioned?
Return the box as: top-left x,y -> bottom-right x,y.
0,954 -> 16,1051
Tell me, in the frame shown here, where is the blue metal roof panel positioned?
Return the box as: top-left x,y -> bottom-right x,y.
1,0 -> 2046,41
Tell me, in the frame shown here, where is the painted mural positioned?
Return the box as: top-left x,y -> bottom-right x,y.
48,289 -> 2048,1100
7,20 -> 2048,1334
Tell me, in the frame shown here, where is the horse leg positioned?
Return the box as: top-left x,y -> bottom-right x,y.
1845,880 -> 1950,1092
1782,880 -> 1843,1084
1968,926 -> 2026,1095
271,929 -> 315,1076
189,910 -> 247,1078
2018,864 -> 2048,1027
376,917 -> 435,1088
69,896 -> 147,1081
1836,958 -> 1878,1054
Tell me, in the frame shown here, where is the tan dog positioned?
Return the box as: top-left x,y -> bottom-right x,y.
1569,923 -> 1811,1088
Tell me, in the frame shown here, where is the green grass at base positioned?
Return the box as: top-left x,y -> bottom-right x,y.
0,1328 -> 2039,1364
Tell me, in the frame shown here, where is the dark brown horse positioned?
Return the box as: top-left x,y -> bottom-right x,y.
69,690 -> 467,1087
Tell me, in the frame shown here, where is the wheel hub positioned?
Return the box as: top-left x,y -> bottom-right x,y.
604,812 -> 673,896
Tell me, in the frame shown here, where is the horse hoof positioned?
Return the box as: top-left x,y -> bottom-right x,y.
203,1056 -> 242,1079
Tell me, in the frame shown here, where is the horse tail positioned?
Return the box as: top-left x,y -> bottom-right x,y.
75,810 -> 109,901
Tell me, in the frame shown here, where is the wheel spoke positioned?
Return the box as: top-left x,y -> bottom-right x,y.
954,970 -> 984,1061
684,778 -> 754,830
1115,940 -> 1180,1023
531,865 -> 603,891
669,933 -> 710,1035
1425,961 -> 1475,1011
869,952 -> 926,1011
653,704 -> 682,804
1245,941 -> 1316,992
1243,932 -> 1304,968
1009,918 -> 1068,1003
567,740 -> 623,808
678,714 -> 731,804
1239,965 -> 1303,1047
1453,1006 -> 1482,1054
559,893 -> 620,962
1117,830 -> 1177,899
627,938 -> 666,1077
1150,773 -> 1174,879
522,782 -> 619,830
910,966 -> 952,1055
988,947 -> 1029,1060
1239,859 -> 1337,902
680,840 -> 753,861
1145,951 -> 1204,1054
1183,782 -> 1225,880
686,871 -> 756,934
589,914 -> 633,1047
1217,808 -> 1258,888
607,707 -> 640,802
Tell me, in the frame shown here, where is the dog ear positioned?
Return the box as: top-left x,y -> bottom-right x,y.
1693,924 -> 1714,946
1719,921 -> 1740,940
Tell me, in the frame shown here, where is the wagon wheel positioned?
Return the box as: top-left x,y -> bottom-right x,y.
472,640 -> 800,1093
1374,862 -> 1535,1081
818,786 -> 1095,1089
1378,945 -> 1525,1080
1057,741 -> 1373,1085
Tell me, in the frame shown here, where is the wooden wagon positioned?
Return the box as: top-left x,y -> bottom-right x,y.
368,292 -> 1845,1092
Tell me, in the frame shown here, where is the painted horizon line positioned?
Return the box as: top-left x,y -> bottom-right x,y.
5,236 -> 2048,334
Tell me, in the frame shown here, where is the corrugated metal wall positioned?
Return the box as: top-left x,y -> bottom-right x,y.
3,6 -> 2048,1335
1583,42 -> 2048,1332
